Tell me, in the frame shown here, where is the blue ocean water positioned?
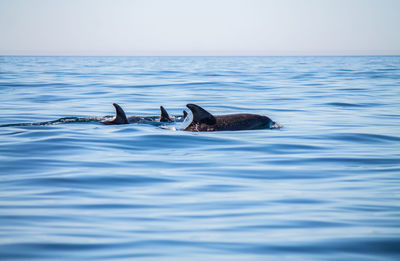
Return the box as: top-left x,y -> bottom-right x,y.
0,56 -> 400,260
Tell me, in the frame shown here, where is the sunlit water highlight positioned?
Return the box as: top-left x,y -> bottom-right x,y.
0,56 -> 400,260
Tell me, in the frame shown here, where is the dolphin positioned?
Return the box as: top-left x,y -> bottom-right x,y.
184,104 -> 276,132
102,103 -> 171,125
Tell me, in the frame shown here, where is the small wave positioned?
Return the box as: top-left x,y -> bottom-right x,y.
325,102 -> 365,107
159,125 -> 177,131
327,133 -> 400,144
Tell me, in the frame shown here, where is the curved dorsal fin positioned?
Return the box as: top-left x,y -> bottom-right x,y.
183,110 -> 188,119
111,103 -> 128,124
186,104 -> 216,125
160,106 -> 172,122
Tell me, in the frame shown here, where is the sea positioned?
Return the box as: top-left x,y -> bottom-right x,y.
0,56 -> 399,260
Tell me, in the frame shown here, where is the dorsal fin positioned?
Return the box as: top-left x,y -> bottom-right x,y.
160,106 -> 172,122
111,103 -> 128,124
186,104 -> 216,125
183,110 -> 188,119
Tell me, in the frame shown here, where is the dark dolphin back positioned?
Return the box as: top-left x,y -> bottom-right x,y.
184,103 -> 276,132
160,106 -> 172,122
103,103 -> 129,125
186,104 -> 216,125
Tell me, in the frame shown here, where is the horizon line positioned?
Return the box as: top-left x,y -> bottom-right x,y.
2,50 -> 400,57
1,53 -> 400,57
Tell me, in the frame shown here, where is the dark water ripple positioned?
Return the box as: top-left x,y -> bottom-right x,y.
1,56 -> 400,260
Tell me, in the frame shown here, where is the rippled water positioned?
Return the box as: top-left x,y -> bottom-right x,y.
1,56 -> 400,260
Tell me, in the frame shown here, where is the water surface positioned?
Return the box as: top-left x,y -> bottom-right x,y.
1,56 -> 400,260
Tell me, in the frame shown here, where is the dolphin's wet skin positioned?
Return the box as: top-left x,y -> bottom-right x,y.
101,103 -> 175,125
184,104 -> 277,131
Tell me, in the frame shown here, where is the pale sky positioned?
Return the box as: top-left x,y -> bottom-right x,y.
0,0 -> 399,56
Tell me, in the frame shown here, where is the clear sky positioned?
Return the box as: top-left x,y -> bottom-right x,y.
0,0 -> 399,56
